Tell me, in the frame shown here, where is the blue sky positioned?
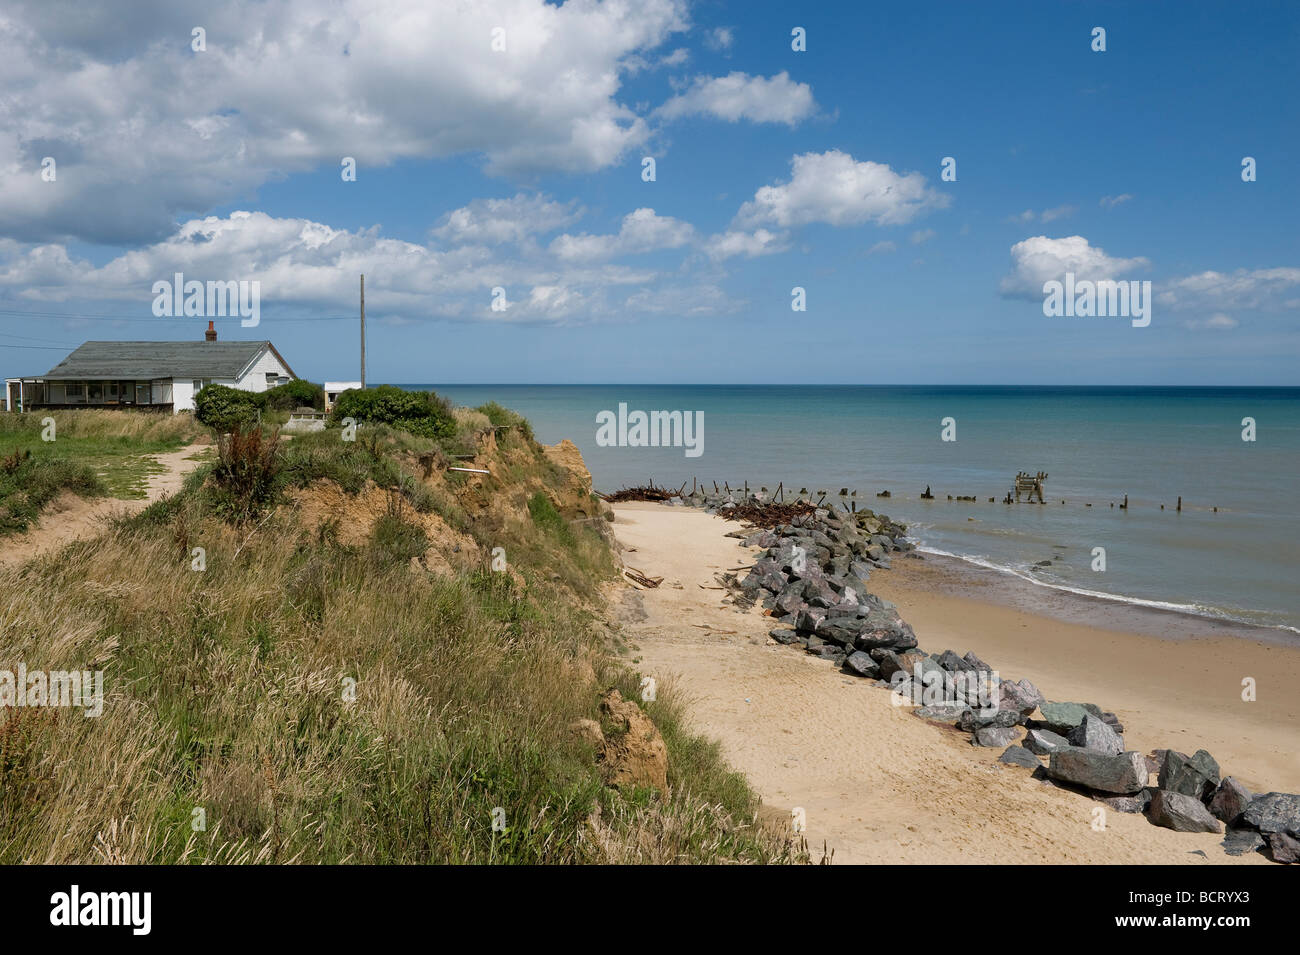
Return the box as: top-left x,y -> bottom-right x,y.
1,0 -> 1297,384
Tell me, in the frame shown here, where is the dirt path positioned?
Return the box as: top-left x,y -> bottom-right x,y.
609,501 -> 1266,865
0,441 -> 210,568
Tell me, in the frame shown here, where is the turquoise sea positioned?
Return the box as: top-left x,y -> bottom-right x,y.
407,385 -> 1300,634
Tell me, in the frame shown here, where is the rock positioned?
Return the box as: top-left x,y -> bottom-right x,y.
769,628 -> 801,645
962,651 -> 992,672
598,689 -> 668,793
1147,790 -> 1221,833
1221,828 -> 1266,857
1037,701 -> 1102,734
1047,749 -> 1147,794
935,649 -> 974,672
973,726 -> 1017,747
1208,777 -> 1254,826
1023,728 -> 1072,755
913,702 -> 969,722
998,745 -> 1041,768
958,708 -> 1023,731
1066,714 -> 1124,756
842,651 -> 879,678
1242,792 -> 1300,836
1267,831 -> 1300,864
1157,749 -> 1220,801
876,649 -> 928,681
999,678 -> 1045,717
1096,791 -> 1152,814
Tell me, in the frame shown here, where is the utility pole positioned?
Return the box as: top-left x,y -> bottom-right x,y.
359,273 -> 366,389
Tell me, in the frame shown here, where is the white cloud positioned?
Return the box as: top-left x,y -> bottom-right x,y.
1156,267 -> 1300,311
1005,205 -> 1076,224
656,72 -> 815,126
865,240 -> 896,256
705,228 -> 788,260
910,229 -> 936,245
999,235 -> 1150,298
550,208 -> 695,261
1185,313 -> 1239,330
0,0 -> 690,244
1100,194 -> 1134,209
433,194 -> 582,246
735,151 -> 949,230
705,27 -> 734,51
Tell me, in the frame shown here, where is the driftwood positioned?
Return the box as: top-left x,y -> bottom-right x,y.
725,500 -> 816,527
623,567 -> 663,589
601,482 -> 679,503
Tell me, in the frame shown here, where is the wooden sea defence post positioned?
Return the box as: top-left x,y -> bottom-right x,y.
1013,470 -> 1048,504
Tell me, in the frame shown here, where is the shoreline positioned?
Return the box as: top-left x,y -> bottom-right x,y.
906,548 -> 1300,646
870,551 -> 1300,795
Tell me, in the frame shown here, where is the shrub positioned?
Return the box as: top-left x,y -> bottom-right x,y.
194,384 -> 266,432
477,401 -> 533,440
330,386 -> 455,440
210,427 -> 281,522
264,379 -> 324,411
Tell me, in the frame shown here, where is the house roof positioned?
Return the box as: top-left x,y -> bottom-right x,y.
43,341 -> 293,381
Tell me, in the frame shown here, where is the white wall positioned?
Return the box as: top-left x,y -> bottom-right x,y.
171,379 -> 194,412
230,348 -> 293,393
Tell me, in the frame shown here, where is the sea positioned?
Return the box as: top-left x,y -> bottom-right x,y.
404,385 -> 1300,635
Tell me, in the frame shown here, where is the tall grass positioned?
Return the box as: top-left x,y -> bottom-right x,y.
0,412 -> 799,864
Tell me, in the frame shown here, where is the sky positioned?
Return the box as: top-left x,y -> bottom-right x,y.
1,0 -> 1297,385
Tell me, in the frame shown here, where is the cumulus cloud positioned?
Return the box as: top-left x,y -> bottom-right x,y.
433,194 -> 582,246
656,71 -> 815,125
550,208 -> 695,261
1156,267 -> 1300,311
734,150 -> 949,230
0,0 -> 689,244
999,235 -> 1150,298
705,228 -> 788,260
1100,194 -> 1134,209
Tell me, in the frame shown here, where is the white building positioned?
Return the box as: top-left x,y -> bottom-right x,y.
324,381 -> 362,412
5,322 -> 295,413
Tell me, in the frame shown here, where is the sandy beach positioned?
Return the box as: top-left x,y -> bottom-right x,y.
610,500 -> 1300,865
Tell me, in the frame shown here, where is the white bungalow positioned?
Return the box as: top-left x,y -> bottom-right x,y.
5,322 -> 295,413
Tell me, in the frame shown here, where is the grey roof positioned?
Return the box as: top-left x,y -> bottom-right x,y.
44,341 -> 282,380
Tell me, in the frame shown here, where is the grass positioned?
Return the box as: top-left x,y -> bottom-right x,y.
0,411 -> 205,533
0,407 -> 801,864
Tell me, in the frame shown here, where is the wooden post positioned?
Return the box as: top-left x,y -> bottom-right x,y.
1177,496 -> 1182,513
359,274 -> 366,389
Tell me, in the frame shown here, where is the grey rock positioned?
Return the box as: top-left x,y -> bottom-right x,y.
768,628 -> 801,645
1208,777 -> 1253,826
998,745 -> 1041,768
1037,701 -> 1103,734
1047,748 -> 1147,794
842,651 -> 879,678
1242,792 -> 1300,836
912,702 -> 969,722
973,726 -> 1018,747
1023,728 -> 1072,755
1067,714 -> 1124,756
1096,790 -> 1151,814
1267,831 -> 1300,864
1147,790 -> 1221,833
962,651 -> 992,672
1221,828 -> 1266,857
958,708 -> 1023,731
999,678 -> 1045,717
1157,749 -> 1220,801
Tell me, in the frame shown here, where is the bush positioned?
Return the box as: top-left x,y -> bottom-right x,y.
477,401 -> 533,440
0,451 -> 106,534
264,379 -> 324,412
210,427 -> 281,522
194,384 -> 266,432
330,386 -> 455,440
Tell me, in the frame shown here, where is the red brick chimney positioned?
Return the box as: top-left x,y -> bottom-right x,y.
205,320 -> 217,342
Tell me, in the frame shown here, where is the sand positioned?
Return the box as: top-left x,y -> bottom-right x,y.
609,501 -> 1295,865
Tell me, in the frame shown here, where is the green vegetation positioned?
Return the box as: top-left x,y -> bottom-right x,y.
330,385 -> 455,441
195,381 -> 326,432
0,403 -> 798,863
0,410 -> 204,534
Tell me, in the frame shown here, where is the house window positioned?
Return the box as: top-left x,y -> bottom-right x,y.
66,383 -> 84,399
88,382 -> 102,402
136,382 -> 151,404
193,379 -> 203,393
266,372 -> 278,385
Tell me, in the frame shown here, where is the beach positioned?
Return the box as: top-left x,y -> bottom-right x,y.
610,500 -> 1299,864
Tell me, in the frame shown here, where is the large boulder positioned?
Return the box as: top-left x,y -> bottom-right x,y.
1047,748 -> 1147,794
958,708 -> 1023,731
1037,701 -> 1102,734
1221,828 -> 1265,857
998,745 -> 1041,768
973,726 -> 1018,747
842,651 -> 879,678
1067,714 -> 1124,756
1267,832 -> 1300,864
1157,749 -> 1220,801
1208,777 -> 1254,826
1242,792 -> 1300,837
1147,790 -> 1221,833
999,678 -> 1045,717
